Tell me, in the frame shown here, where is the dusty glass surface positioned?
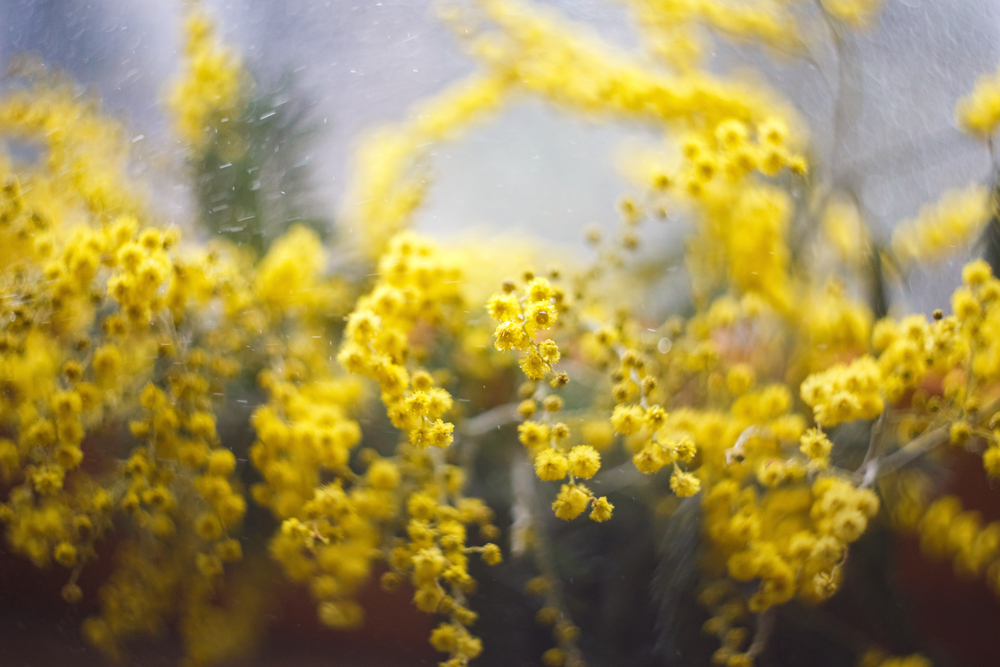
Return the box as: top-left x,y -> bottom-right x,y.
2,2 -> 1000,667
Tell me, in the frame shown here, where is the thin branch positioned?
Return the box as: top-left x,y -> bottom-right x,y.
510,452 -> 534,559
860,409 -> 887,469
460,402 -> 520,436
748,607 -> 775,658
591,459 -> 646,494
726,425 -> 768,465
857,394 -> 1000,485
512,451 -> 588,667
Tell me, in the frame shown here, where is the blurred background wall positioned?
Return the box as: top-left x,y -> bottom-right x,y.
1,0 -> 998,299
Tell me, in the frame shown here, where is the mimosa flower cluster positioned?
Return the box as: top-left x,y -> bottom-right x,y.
1,1 -> 998,666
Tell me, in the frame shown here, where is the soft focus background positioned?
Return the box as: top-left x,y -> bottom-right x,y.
3,0 -> 998,269
3,2 -> 1000,666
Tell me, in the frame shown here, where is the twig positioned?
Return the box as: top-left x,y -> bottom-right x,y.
510,453 -> 534,558
856,394 -> 1000,485
748,607 -> 775,658
862,410 -> 886,465
460,402 -> 520,436
726,425 -> 768,465
512,451 -> 587,667
813,0 -> 854,188
591,460 -> 647,494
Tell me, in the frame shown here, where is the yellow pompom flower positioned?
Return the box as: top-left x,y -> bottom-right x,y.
534,449 -> 569,481
670,470 -> 701,497
552,484 -> 591,520
567,445 -> 601,479
590,497 -> 614,522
